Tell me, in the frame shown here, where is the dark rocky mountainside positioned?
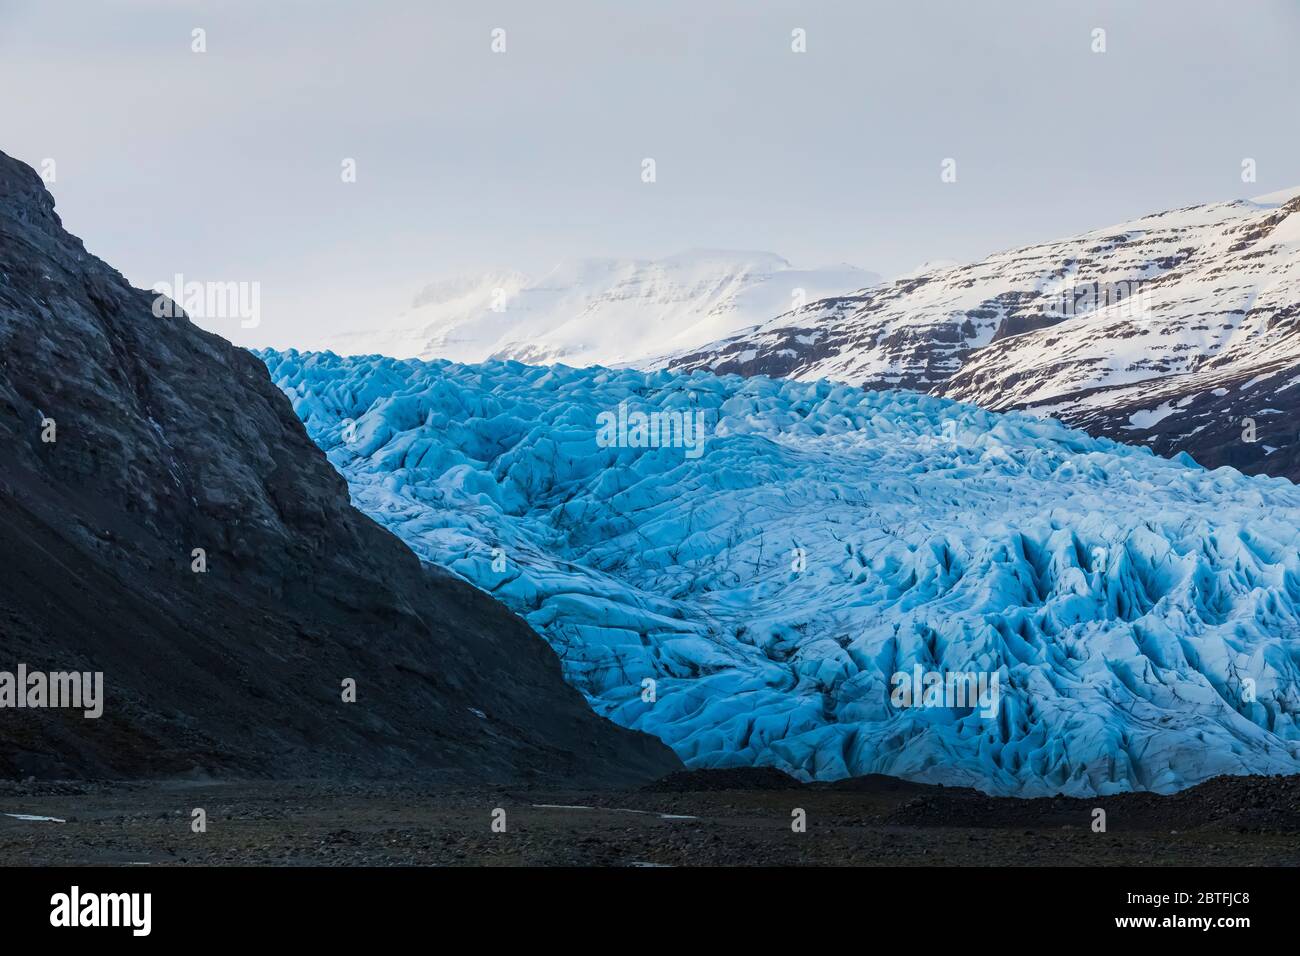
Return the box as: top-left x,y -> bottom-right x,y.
0,151 -> 680,783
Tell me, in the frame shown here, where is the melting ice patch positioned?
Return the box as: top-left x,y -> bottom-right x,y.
261,349 -> 1300,796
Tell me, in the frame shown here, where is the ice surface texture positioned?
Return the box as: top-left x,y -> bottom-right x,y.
262,349 -> 1300,795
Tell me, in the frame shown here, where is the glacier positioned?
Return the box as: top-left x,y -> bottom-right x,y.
260,348 -> 1300,796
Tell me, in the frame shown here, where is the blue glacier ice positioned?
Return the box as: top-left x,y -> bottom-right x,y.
260,348 -> 1300,796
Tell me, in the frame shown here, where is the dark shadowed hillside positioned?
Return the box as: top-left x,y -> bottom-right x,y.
0,151 -> 680,784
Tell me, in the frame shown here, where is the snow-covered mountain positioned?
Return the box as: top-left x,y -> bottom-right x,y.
325,250 -> 879,368
262,349 -> 1300,796
666,189 -> 1300,481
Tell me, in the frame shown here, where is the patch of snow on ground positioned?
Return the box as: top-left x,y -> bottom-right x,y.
1125,402 -> 1179,429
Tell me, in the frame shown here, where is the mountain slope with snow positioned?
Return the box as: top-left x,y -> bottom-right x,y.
666,190 -> 1300,481
262,349 -> 1300,796
325,251 -> 879,368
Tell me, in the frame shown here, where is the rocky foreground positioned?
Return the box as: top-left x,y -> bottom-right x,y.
2,770 -> 1297,866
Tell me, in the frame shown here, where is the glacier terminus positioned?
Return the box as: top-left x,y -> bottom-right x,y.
263,349 -> 1300,797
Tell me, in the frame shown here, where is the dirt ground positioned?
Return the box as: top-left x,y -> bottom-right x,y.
2,770 -> 1298,866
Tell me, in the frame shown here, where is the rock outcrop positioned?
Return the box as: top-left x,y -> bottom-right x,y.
0,150 -> 680,784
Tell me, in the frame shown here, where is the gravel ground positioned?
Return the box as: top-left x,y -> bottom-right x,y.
2,771 -> 1298,866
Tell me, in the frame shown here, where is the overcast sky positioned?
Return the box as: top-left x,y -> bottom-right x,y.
2,0 -> 1297,348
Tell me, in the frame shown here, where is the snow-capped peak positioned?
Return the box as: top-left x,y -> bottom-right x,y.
1249,185 -> 1300,208
665,188 -> 1300,483
323,250 -> 880,368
